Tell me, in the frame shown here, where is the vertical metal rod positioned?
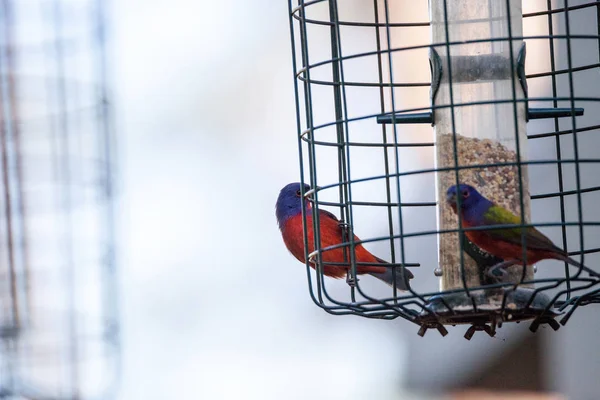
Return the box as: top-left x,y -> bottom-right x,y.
0,2 -> 19,396
52,1 -> 80,397
288,1 -> 318,307
383,0 -> 410,300
547,0 -> 571,297
563,1 -> 585,278
327,0 -> 355,302
94,0 -> 121,394
3,0 -> 30,327
295,0 -> 327,306
373,0 -> 398,293
0,0 -> 20,330
501,0 -> 530,317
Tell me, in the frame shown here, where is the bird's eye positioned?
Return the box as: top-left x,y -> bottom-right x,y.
295,190 -> 302,197
462,190 -> 469,198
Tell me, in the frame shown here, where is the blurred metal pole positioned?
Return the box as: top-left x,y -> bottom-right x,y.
0,0 -> 21,330
3,0 -> 31,329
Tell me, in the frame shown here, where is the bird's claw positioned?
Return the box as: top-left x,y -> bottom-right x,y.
346,272 -> 359,287
485,260 -> 518,283
338,223 -> 350,240
485,265 -> 508,282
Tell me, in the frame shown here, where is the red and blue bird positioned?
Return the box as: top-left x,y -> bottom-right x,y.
276,182 -> 414,290
446,183 -> 599,279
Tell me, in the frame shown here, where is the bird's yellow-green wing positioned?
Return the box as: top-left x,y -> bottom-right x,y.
483,205 -> 522,226
482,205 -> 561,252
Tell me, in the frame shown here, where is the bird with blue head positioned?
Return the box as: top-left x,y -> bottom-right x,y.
446,183 -> 599,279
276,182 -> 414,290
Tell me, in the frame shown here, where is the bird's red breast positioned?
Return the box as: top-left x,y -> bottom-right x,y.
280,213 -> 387,278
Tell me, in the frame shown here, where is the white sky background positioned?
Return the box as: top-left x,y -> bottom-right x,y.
111,0 -> 600,399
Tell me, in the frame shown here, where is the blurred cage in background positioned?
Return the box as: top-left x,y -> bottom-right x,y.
0,0 -> 119,398
288,0 -> 600,338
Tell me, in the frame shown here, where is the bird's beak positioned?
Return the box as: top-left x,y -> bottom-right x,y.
304,186 -> 319,200
446,192 -> 456,204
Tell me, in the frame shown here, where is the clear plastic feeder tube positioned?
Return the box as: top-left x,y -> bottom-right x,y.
430,0 -> 532,290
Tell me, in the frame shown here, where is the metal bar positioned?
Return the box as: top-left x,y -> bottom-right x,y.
2,0 -> 30,329
529,107 -> 584,119
377,112 -> 433,124
376,108 -> 584,124
51,1 -> 80,396
0,0 -> 20,331
94,0 -> 121,395
547,0 -> 572,299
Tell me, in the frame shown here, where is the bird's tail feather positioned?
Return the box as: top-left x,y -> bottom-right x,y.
368,267 -> 413,291
558,254 -> 600,278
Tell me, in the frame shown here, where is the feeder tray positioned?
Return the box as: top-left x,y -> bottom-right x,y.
418,288 -> 561,339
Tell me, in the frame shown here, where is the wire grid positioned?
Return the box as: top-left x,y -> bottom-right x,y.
0,0 -> 119,397
288,0 -> 600,335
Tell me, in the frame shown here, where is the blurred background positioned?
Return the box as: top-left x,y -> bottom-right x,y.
0,0 -> 598,399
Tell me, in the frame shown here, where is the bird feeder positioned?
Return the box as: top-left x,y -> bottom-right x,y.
427,0 -> 541,329
432,0 -> 532,290
288,0 -> 600,339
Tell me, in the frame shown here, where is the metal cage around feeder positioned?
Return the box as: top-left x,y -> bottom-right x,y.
287,0 -> 600,339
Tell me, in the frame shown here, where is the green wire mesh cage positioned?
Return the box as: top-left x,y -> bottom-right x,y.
287,0 -> 600,339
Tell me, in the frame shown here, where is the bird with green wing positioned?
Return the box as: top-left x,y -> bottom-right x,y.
446,183 -> 599,280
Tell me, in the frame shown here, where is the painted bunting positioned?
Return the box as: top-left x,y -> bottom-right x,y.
446,183 -> 599,279
276,182 -> 414,289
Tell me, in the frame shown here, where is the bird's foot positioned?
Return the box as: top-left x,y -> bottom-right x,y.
346,272 -> 359,287
485,266 -> 508,282
485,260 -> 518,282
338,222 -> 350,241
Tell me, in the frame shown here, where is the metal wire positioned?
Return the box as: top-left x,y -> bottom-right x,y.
288,0 -> 600,336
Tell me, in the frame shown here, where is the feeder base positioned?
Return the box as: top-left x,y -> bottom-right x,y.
416,287 -> 560,339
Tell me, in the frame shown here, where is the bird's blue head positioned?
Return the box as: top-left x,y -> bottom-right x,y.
276,182 -> 312,228
446,183 -> 487,212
